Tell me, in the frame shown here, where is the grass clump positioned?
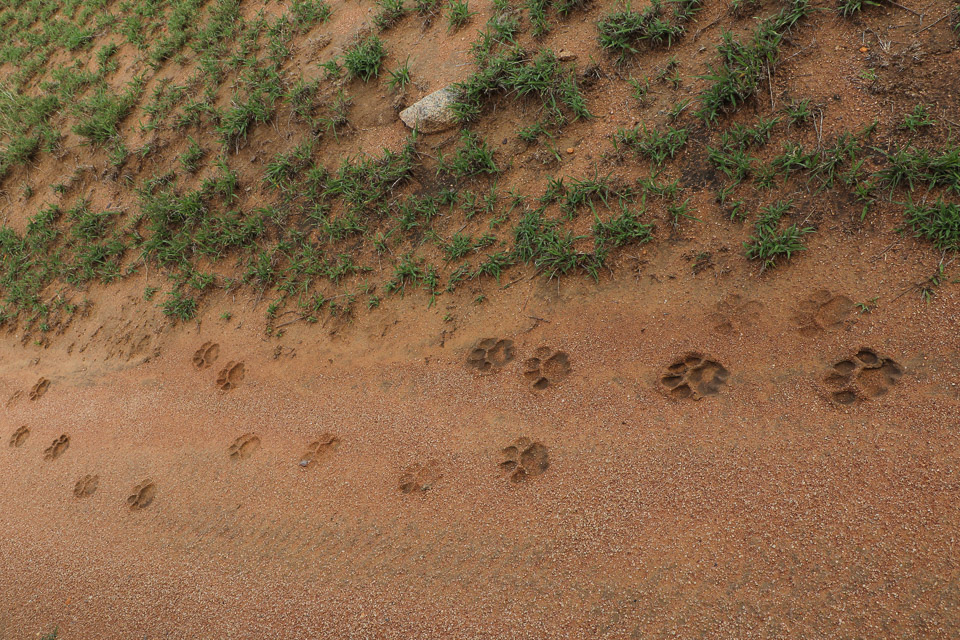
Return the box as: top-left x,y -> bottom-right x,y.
837,0 -> 879,17
438,131 -> 499,177
696,0 -> 812,124
343,35 -> 387,81
904,198 -> 960,251
597,0 -> 703,63
450,47 -> 589,125
744,199 -> 813,270
72,77 -> 145,145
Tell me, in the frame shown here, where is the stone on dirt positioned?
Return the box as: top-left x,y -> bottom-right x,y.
399,87 -> 459,134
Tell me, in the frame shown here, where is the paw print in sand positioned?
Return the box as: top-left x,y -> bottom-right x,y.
228,433 -> 261,460
794,289 -> 856,337
43,434 -> 70,461
9,426 -> 29,448
398,459 -> 441,493
216,361 -> 245,391
73,474 -> 99,498
192,341 -> 220,369
521,347 -> 571,390
824,348 -> 903,405
127,480 -> 157,510
29,378 -> 50,401
660,353 -> 729,400
465,338 -> 515,374
298,433 -> 341,470
498,437 -> 549,482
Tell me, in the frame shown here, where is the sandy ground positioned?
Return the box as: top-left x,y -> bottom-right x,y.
1,224 -> 958,639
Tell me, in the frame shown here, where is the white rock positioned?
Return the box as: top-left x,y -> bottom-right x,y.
399,87 -> 459,134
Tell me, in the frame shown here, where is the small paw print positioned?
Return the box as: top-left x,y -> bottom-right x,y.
398,459 -> 441,493
521,347 -> 571,390
498,437 -> 549,482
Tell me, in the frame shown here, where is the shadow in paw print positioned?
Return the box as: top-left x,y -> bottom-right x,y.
794,289 -> 856,337
522,347 -> 571,390
29,378 -> 50,401
499,437 -> 549,482
192,341 -> 220,370
824,348 -> 903,405
74,474 -> 99,498
399,459 -> 441,493
216,361 -> 245,391
299,433 -> 340,470
9,426 -> 29,448
43,434 -> 70,461
228,433 -> 261,460
660,353 -> 729,400
127,480 -> 156,510
465,338 -> 515,374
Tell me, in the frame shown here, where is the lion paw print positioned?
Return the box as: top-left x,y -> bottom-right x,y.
9,426 -> 30,448
74,474 -> 99,498
465,338 -> 515,374
228,433 -> 261,460
127,480 -> 157,511
660,353 -> 730,400
521,347 -> 571,390
824,348 -> 903,405
29,378 -> 50,401
499,437 -> 549,482
192,341 -> 220,370
398,459 -> 441,494
43,434 -> 70,461
216,361 -> 245,391
298,433 -> 340,470
794,289 -> 856,337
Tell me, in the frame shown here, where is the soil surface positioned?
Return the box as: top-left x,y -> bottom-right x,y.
1,0 -> 959,637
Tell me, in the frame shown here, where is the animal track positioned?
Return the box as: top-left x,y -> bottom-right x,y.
192,341 -> 220,370
398,460 -> 441,493
228,433 -> 261,460
660,353 -> 730,400
465,338 -> 515,373
29,378 -> 50,401
499,437 -> 549,482
6,390 -> 22,407
824,348 -> 904,405
43,434 -> 70,461
73,474 -> 99,498
216,361 -> 245,391
9,426 -> 29,448
708,294 -> 764,335
794,290 -> 856,337
298,433 -> 340,470
127,480 -> 157,510
521,347 -> 571,390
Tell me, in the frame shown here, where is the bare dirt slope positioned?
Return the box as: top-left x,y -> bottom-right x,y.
1,0 -> 959,637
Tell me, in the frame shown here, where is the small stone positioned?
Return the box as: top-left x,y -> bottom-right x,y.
566,147 -> 574,154
557,50 -> 577,61
859,46 -> 868,53
299,460 -> 309,468
399,87 -> 459,134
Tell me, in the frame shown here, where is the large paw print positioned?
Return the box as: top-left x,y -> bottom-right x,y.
465,338 -> 515,374
794,289 -> 856,337
192,341 -> 220,370
398,459 -> 441,493
660,353 -> 729,400
74,474 -> 99,498
824,348 -> 903,405
521,347 -> 571,390
498,437 -> 549,482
